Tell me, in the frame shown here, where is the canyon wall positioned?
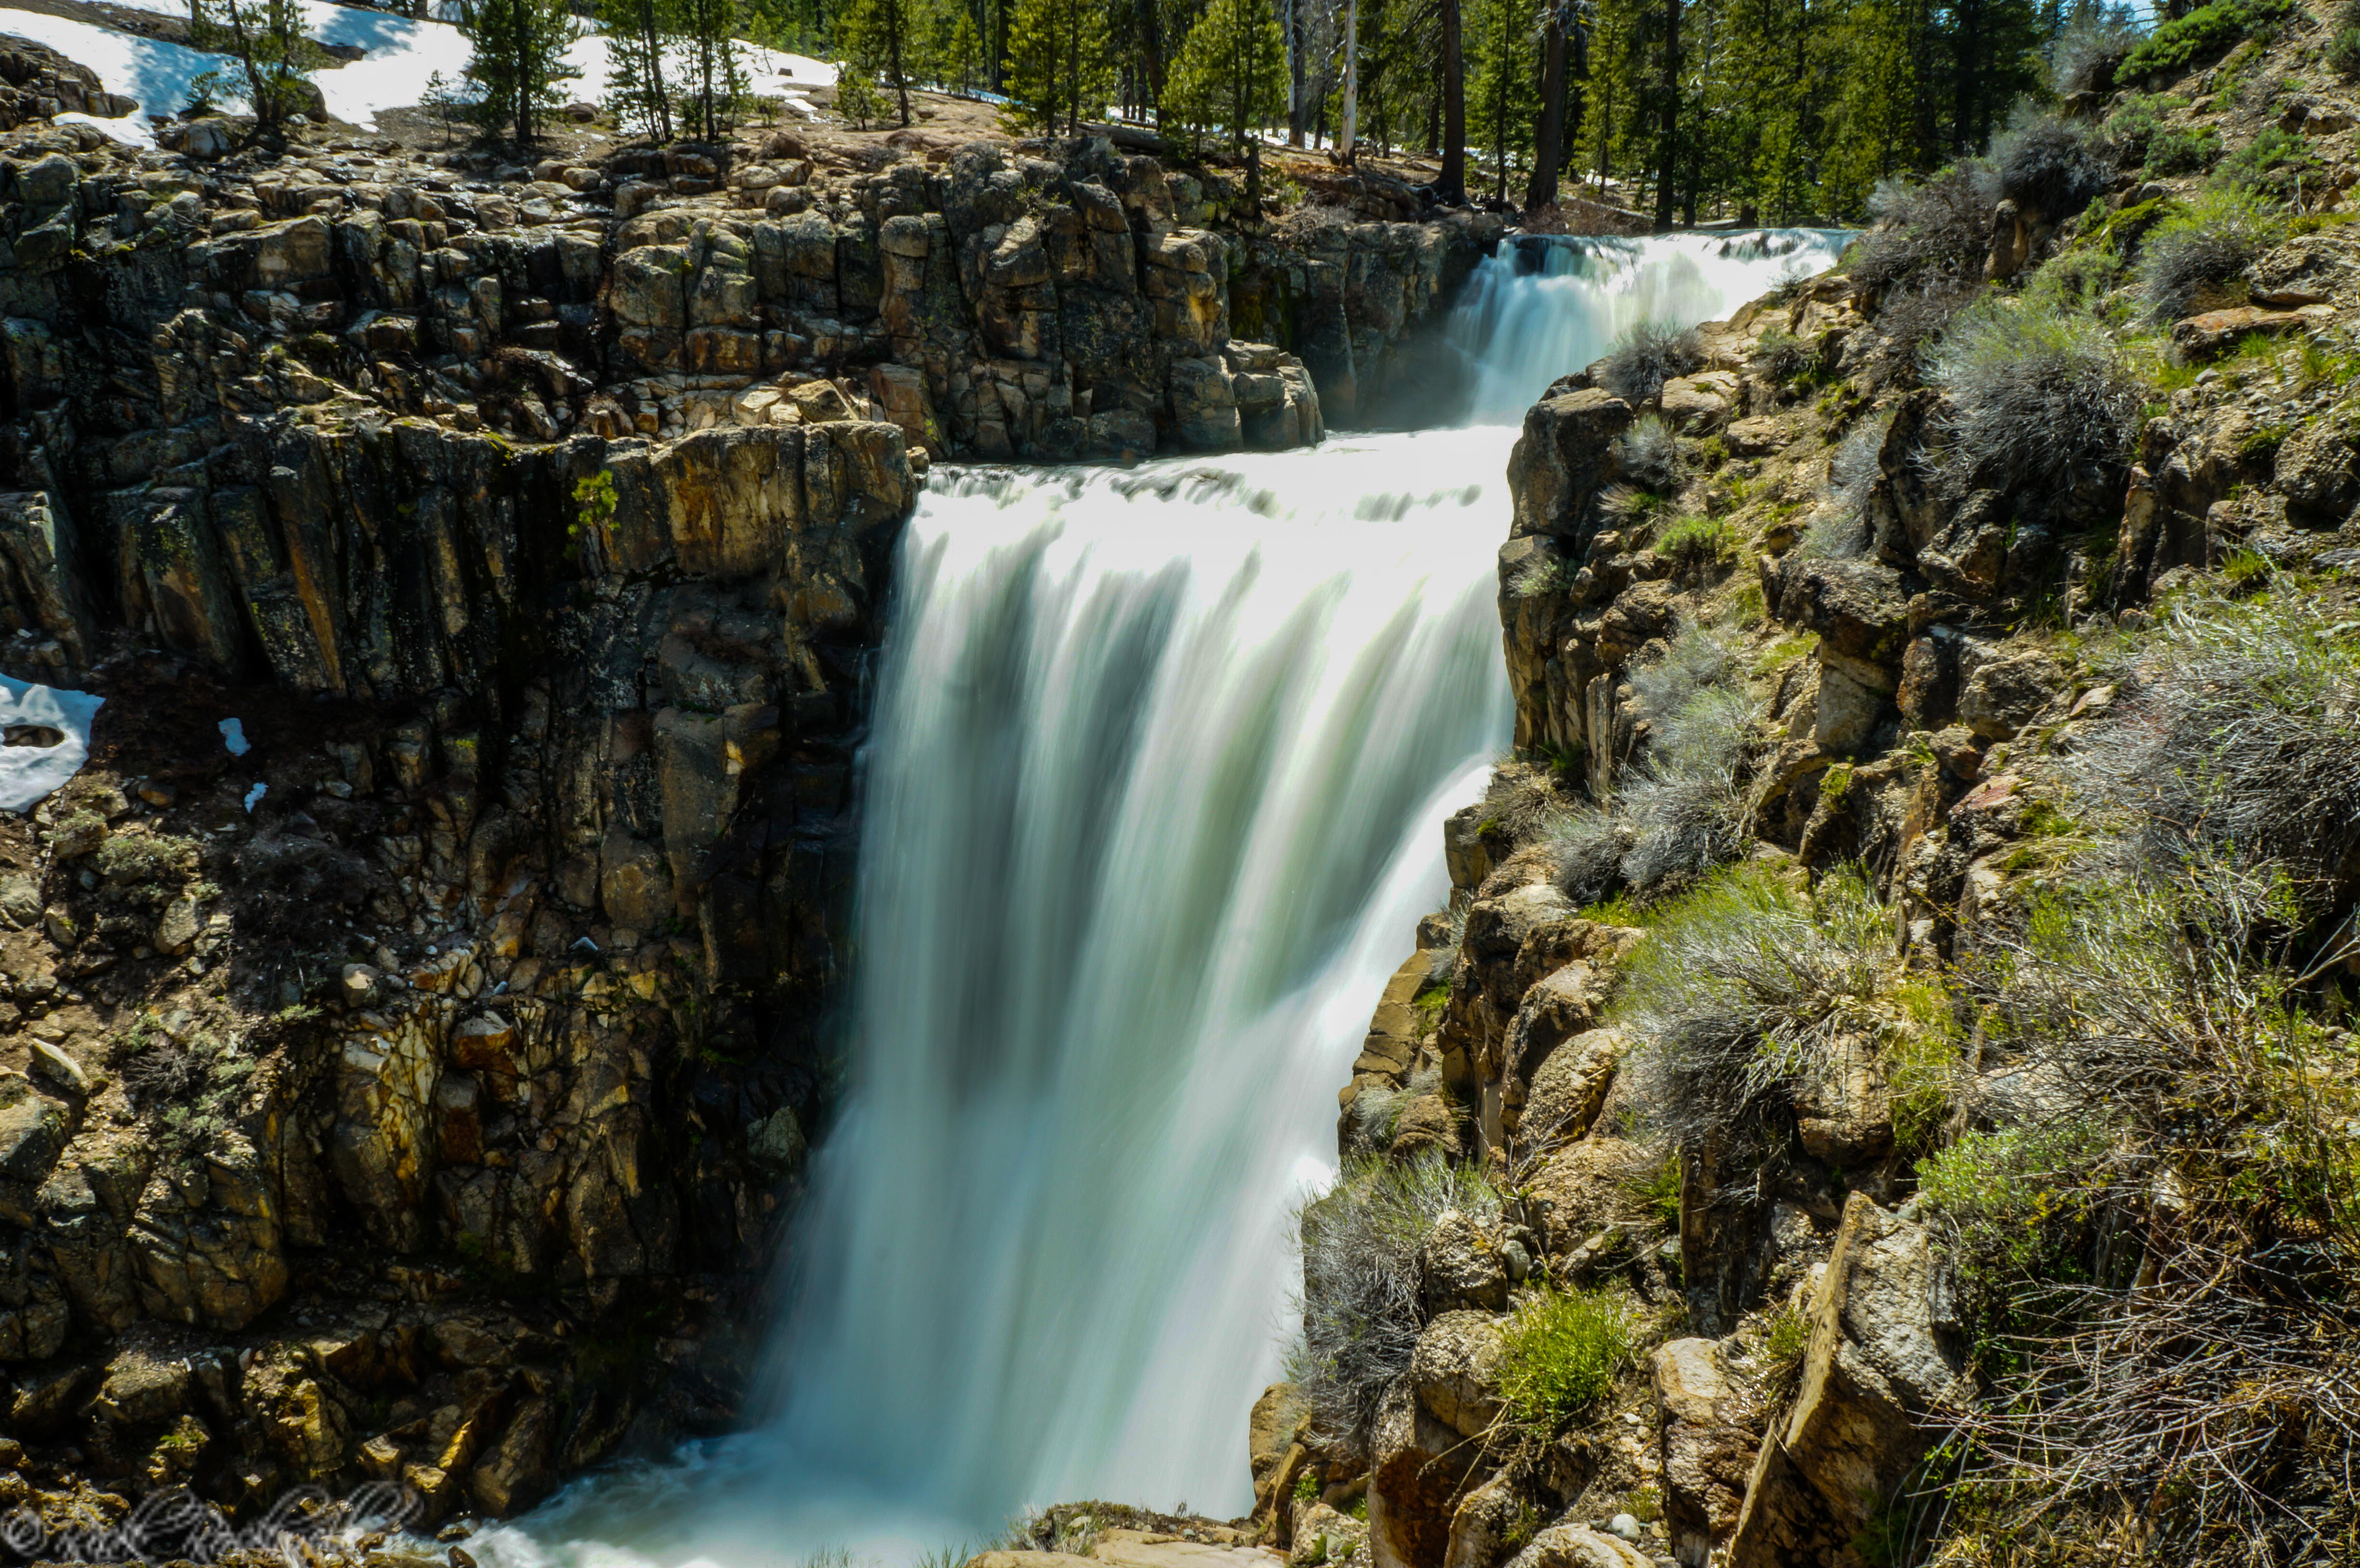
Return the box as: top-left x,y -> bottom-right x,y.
0,106 -> 1491,1535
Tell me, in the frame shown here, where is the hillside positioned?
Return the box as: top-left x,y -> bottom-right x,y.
1252,5 -> 2360,1567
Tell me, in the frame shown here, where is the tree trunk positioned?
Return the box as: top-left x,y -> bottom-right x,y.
1526,0 -> 1566,209
1137,0 -> 1164,122
1340,0 -> 1357,158
1286,0 -> 1305,144
1653,0 -> 1678,230
1438,0 -> 1466,202
641,0 -> 672,140
890,0 -> 912,125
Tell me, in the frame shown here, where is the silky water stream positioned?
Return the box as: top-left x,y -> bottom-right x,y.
479,226 -> 1847,1568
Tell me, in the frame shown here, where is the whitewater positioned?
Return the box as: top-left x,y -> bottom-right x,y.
475,225 -> 1847,1568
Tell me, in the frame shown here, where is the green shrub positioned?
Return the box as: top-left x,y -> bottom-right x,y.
1654,514 -> 1736,570
2142,123 -> 2221,175
1495,1286 -> 1635,1434
1924,296 -> 2144,498
2217,124 -> 2316,196
1292,1154 -> 1501,1459
95,832 -> 199,887
2135,189 -> 2286,318
2103,91 -> 2172,154
2117,0 -> 2291,80
1758,1302 -> 1812,1394
1918,1116 -> 2116,1334
1625,1154 -> 1683,1230
1508,550 -> 1575,599
2331,23 -> 2360,76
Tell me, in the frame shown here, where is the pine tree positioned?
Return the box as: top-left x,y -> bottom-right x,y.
190,0 -> 318,125
941,2 -> 985,91
600,0 -> 675,139
1165,0 -> 1285,204
1003,0 -> 1113,133
842,0 -> 918,122
836,59 -> 886,122
670,0 -> 745,140
1465,0 -> 1536,201
459,0 -> 580,141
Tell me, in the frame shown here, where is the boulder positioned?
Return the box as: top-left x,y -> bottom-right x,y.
1777,559 -> 1911,675
1422,1212 -> 1510,1315
2170,305 -> 2322,359
1500,1525 -> 1652,1568
1411,1310 -> 1507,1437
1508,389 -> 1634,543
2274,419 -> 2359,527
1956,650 -> 2066,741
1517,1028 -> 1622,1146
1652,1338 -> 1761,1566
1444,1474 -> 1536,1568
1727,1195 -> 1969,1568
1370,1372 -> 1487,1568
0,1072 -> 69,1226
1526,1136 -> 1644,1256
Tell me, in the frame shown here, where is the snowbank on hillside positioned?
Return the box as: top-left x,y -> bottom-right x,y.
0,9 -> 232,133
0,0 -> 836,131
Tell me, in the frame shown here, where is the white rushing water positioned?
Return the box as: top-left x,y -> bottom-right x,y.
1448,230 -> 1852,423
481,231 -> 1835,1568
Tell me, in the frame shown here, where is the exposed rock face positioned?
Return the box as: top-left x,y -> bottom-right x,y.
1727,1197 -> 1967,1568
0,110 -> 949,1525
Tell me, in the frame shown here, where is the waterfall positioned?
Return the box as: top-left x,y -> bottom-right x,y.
479,232 -> 1838,1568
1448,230 -> 1853,423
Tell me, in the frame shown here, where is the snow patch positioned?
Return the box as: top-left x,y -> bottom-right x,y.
0,675 -> 101,814
219,717 -> 250,758
55,108 -> 154,145
243,781 -> 268,813
0,0 -> 834,133
0,8 -> 240,120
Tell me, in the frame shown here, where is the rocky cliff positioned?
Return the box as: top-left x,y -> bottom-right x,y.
1261,14 -> 2360,1568
0,95 -> 1492,1539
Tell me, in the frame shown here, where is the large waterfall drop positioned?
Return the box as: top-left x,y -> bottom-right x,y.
480,231 -> 1838,1568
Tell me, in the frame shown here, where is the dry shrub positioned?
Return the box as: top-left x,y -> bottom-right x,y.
2071,593 -> 2360,909
2135,188 -> 2287,318
1853,165 -> 1997,291
1615,412 -> 1688,492
1598,323 -> 1705,404
1923,297 -> 2144,500
1988,106 -> 2115,222
1614,863 -> 1899,1157
1911,853 -> 2360,1568
1291,1154 -> 1503,1460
